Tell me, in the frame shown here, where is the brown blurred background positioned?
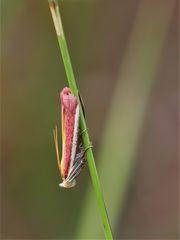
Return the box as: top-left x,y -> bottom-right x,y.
1,0 -> 179,239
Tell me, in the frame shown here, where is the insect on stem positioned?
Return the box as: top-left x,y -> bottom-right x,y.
49,0 -> 113,238
53,87 -> 89,188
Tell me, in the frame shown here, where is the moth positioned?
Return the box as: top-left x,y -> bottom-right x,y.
53,87 -> 87,188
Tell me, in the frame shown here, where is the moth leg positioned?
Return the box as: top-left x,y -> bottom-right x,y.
83,142 -> 93,157
80,127 -> 88,135
53,126 -> 61,174
75,141 -> 93,159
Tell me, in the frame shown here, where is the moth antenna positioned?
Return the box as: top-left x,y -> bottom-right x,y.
53,126 -> 61,174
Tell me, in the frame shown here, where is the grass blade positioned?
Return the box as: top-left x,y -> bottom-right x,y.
48,1 -> 113,239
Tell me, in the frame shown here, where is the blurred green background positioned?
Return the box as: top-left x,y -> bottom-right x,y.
1,0 -> 178,239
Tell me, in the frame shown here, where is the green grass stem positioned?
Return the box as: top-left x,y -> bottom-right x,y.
48,1 -> 113,239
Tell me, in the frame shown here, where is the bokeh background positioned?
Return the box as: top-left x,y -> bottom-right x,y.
1,0 -> 179,239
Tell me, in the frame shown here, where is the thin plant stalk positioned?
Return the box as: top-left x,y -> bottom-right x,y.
48,1 -> 113,239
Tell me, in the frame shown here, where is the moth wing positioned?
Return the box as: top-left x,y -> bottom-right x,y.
66,158 -> 86,183
66,146 -> 86,182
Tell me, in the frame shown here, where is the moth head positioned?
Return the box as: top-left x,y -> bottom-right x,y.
59,179 -> 76,188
